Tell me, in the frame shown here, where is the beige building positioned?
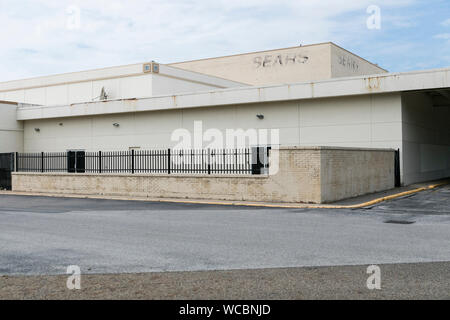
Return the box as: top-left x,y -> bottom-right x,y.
170,42 -> 386,86
0,43 -> 449,188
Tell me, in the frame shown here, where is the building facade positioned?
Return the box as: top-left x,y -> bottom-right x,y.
0,43 -> 449,187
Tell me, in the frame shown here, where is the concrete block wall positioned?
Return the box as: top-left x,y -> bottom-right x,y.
320,148 -> 395,202
12,147 -> 395,204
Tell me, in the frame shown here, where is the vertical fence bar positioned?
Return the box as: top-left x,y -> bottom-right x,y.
131,149 -> 135,174
167,148 -> 171,174
41,152 -> 44,173
98,151 -> 102,174
207,149 -> 211,175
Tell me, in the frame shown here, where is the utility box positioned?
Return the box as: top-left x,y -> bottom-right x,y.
143,62 -> 160,73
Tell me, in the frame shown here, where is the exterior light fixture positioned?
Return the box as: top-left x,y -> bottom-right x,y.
256,114 -> 264,119
34,128 -> 40,132
113,123 -> 120,127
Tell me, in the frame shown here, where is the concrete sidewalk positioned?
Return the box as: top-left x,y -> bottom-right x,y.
1,262 -> 449,300
1,178 -> 448,209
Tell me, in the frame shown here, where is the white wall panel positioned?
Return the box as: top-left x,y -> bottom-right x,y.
0,103 -> 23,152
22,93 -> 404,153
119,75 -> 152,99
46,85 -> 68,106
68,82 -> 93,104
371,122 -> 402,142
299,96 -> 371,127
24,88 -> 46,105
299,124 -> 371,144
3,90 -> 25,103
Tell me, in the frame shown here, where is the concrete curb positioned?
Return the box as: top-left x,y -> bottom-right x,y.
1,180 -> 448,209
321,180 -> 450,209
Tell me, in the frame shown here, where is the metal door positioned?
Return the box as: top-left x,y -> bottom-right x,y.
67,150 -> 86,173
0,153 -> 14,190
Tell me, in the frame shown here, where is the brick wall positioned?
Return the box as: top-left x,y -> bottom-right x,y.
12,147 -> 395,204
320,148 -> 395,202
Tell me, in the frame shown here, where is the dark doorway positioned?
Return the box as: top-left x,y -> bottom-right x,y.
251,146 -> 271,175
67,151 -> 86,173
0,153 -> 14,190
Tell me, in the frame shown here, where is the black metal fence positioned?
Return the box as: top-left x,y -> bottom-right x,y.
15,147 -> 270,175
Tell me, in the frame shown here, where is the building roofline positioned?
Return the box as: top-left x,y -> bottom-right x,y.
16,67 -> 450,121
0,42 -> 385,91
169,42 -> 334,65
0,63 -> 246,93
1,44 -> 332,87
169,42 -> 387,72
0,62 -> 144,85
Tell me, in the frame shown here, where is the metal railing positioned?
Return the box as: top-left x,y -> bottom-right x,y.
15,147 -> 270,175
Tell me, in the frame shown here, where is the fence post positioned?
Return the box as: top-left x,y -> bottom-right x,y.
15,152 -> 18,172
98,151 -> 102,174
394,148 -> 401,187
167,148 -> 171,174
41,152 -> 44,173
131,149 -> 135,174
207,149 -> 211,175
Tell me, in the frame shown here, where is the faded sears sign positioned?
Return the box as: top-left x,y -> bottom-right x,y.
253,53 -> 309,68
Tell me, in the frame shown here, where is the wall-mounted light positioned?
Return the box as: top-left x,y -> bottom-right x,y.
113,123 -> 120,127
34,128 -> 40,132
256,114 -> 264,120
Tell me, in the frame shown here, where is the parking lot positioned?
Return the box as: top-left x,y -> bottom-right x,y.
0,185 -> 449,299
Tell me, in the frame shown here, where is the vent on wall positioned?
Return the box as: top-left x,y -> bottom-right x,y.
143,62 -> 160,74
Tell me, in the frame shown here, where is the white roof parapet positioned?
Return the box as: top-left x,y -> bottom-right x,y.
0,63 -> 247,93
158,65 -> 246,88
0,63 -> 145,92
17,67 -> 450,121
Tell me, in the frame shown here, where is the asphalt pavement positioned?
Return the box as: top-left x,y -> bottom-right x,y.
0,185 -> 449,276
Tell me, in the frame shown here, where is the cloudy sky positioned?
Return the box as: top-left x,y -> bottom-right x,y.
0,0 -> 449,81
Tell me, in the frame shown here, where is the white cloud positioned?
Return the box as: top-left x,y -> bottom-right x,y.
442,18 -> 450,27
434,33 -> 450,39
0,0 -> 418,81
